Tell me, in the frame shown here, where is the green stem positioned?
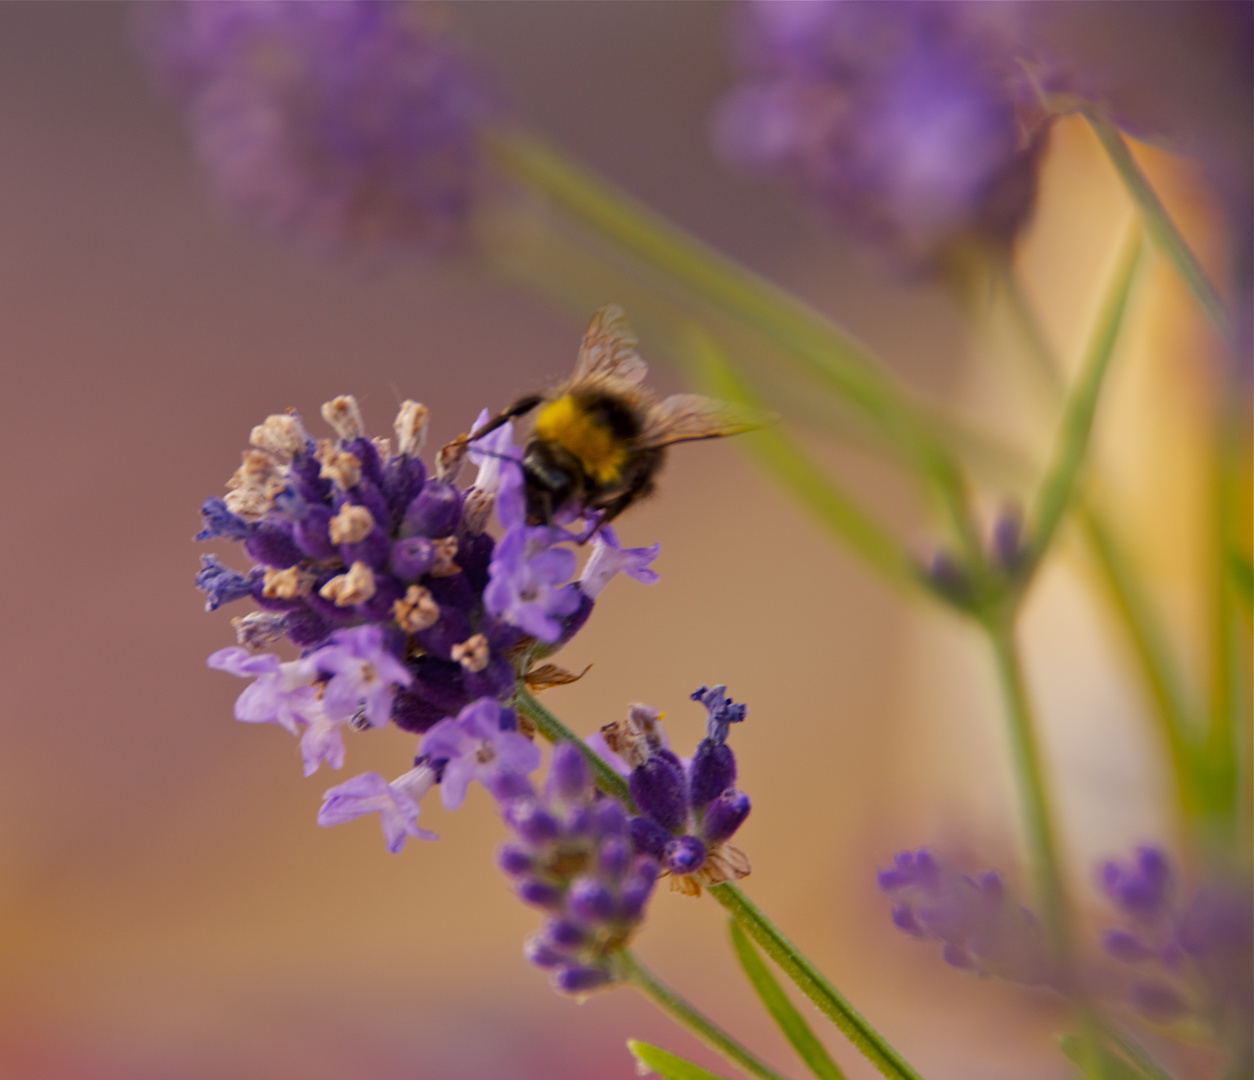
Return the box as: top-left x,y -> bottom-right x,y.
983,615 -> 1068,954
711,884 -> 925,1080
1078,107 -> 1231,342
1025,228 -> 1143,575
488,130 -> 982,565
619,950 -> 793,1080
513,687 -> 635,811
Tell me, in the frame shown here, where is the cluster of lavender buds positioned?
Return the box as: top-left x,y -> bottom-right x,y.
138,0 -> 495,254
199,395 -> 659,847
1099,846 -> 1253,1052
878,848 -> 1050,985
712,0 -> 1043,268
497,742 -> 659,996
590,687 -> 753,897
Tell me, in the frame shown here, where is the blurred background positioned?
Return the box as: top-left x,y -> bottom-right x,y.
0,3 -> 1234,1079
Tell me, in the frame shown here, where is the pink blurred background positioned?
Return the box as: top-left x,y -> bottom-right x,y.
0,4 -> 1229,1079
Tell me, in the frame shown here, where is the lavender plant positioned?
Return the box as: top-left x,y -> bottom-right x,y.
162,2 -> 1252,1078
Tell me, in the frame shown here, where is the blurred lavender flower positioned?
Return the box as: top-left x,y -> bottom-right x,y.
138,0 -> 495,255
713,0 -> 1043,269
200,393 -> 659,831
603,687 -> 753,896
497,742 -> 658,995
1099,846 -> 1253,1059
878,848 -> 1050,985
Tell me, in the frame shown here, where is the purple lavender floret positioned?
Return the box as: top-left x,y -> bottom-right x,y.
878,848 -> 1050,985
1098,846 -> 1253,1058
497,742 -> 658,995
199,393 -> 660,834
713,0 -> 1043,268
600,691 -> 752,896
137,0 -> 496,256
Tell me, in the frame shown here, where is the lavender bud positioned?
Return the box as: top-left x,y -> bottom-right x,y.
567,877 -> 616,924
545,918 -> 587,950
688,739 -> 736,810
700,789 -> 751,845
244,522 -> 304,568
1129,981 -> 1189,1023
517,879 -> 564,910
402,482 -> 462,538
522,934 -> 568,970
506,800 -> 560,846
665,835 -> 707,876
588,799 -> 628,839
629,817 -> 672,861
547,743 -> 591,802
942,943 -> 977,972
498,845 -> 533,877
629,756 -> 688,834
598,835 -> 631,880
196,497 -> 253,541
1103,929 -> 1156,963
553,965 -> 613,995
892,904 -> 926,939
294,504 -> 338,559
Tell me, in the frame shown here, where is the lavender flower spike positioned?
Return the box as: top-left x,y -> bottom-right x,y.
419,698 -> 541,810
497,742 -> 658,996
138,0 -> 496,255
317,765 -> 439,853
879,848 -> 1050,985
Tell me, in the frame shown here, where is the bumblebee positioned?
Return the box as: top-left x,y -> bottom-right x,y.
463,306 -> 760,529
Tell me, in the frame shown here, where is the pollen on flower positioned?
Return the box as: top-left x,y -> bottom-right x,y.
225,449 -> 285,520
249,413 -> 307,462
231,611 -> 287,651
263,565 -> 316,600
320,395 -> 364,441
600,704 -> 665,768
452,634 -> 490,673
320,562 -> 377,607
436,437 -> 469,483
394,400 -> 429,458
316,442 -> 362,490
329,505 -> 375,545
393,585 -> 439,633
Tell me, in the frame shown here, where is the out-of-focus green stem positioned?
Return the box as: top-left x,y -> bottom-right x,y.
1025,229 -> 1142,573
488,131 -> 982,565
514,687 -> 636,811
711,885 -> 925,1080
689,331 -> 926,599
1078,107 -> 1231,342
983,615 -> 1069,955
619,950 -> 792,1080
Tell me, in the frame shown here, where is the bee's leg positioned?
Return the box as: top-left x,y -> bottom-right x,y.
466,394 -> 544,443
586,473 -> 656,540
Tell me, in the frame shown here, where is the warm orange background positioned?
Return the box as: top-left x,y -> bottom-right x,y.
0,5 -> 1228,1079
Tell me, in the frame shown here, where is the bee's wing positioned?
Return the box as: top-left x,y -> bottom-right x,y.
636,393 -> 766,449
572,305 -> 648,387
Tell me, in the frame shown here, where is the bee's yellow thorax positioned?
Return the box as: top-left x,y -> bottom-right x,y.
535,396 -> 627,484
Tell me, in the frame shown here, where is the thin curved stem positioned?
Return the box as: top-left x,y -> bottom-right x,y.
711,884 -> 925,1080
619,949 -> 793,1080
983,614 -> 1068,955
1078,106 -> 1231,342
514,687 -> 635,811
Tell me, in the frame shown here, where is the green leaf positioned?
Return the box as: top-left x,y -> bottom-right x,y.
628,1040 -> 734,1080
1058,1032 -> 1176,1080
1229,553 -> 1253,627
729,921 -> 847,1080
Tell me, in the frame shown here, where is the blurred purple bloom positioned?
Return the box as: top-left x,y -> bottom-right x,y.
497,742 -> 658,995
317,764 -> 439,852
878,848 -> 1050,985
419,697 -> 541,810
138,0 -> 495,255
1099,846 -> 1252,1055
306,623 -> 412,727
578,526 -> 660,599
714,0 -> 1041,267
483,524 -> 582,643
